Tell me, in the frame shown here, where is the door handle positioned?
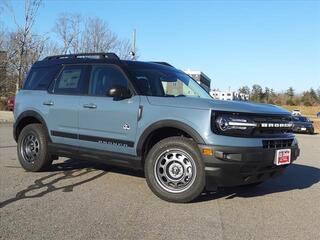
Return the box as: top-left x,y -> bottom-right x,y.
83,103 -> 97,109
43,100 -> 54,106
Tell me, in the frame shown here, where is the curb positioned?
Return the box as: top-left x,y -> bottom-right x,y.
0,120 -> 13,124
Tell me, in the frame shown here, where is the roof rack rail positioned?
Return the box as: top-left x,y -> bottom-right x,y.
43,52 -> 120,61
151,62 -> 174,67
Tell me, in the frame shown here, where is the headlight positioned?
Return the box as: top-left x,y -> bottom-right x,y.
214,114 -> 257,136
216,116 -> 257,131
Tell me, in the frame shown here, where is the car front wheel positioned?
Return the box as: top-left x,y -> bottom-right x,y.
145,137 -> 205,203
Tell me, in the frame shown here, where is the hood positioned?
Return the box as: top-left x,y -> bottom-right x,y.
147,96 -> 291,115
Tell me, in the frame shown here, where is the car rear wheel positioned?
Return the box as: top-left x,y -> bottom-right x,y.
145,137 -> 205,203
17,123 -> 53,172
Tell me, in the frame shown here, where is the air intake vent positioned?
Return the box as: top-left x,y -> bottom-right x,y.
262,139 -> 293,149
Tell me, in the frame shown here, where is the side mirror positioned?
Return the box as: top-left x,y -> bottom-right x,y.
107,85 -> 132,100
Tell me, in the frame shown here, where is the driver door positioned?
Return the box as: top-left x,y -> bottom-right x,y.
78,64 -> 140,155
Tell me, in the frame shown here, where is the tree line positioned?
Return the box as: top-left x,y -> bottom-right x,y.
0,0 -> 134,96
239,85 -> 320,106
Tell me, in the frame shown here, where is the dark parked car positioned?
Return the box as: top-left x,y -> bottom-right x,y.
7,96 -> 15,111
292,116 -> 314,134
317,112 -> 320,118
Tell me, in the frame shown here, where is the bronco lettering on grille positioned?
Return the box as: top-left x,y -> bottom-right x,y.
260,123 -> 293,128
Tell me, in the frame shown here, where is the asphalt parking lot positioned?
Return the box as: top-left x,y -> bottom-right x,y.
0,123 -> 319,240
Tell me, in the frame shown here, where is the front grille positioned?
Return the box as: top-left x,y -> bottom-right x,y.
262,139 -> 293,149
253,115 -> 293,136
211,111 -> 294,138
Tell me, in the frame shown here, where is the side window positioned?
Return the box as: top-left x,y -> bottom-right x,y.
89,65 -> 128,96
161,79 -> 198,97
23,66 -> 59,90
54,65 -> 86,95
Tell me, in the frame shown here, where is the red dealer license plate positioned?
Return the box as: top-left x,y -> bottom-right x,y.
275,149 -> 291,166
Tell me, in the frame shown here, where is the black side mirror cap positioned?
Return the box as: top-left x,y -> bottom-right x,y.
107,85 -> 132,100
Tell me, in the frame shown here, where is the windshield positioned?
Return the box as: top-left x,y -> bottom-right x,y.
130,68 -> 212,99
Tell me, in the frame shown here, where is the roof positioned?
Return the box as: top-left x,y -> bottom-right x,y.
33,52 -> 176,70
122,60 -> 175,71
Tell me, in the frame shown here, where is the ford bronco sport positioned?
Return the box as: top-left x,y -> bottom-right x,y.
14,53 -> 300,203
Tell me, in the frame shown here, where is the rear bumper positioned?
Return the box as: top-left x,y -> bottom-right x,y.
199,143 -> 300,188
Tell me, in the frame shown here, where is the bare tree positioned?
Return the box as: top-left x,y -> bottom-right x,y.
42,40 -> 62,57
4,0 -> 44,92
0,25 -> 6,50
54,15 -> 135,59
80,17 -> 118,53
1,2 -> 137,96
54,13 -> 81,54
113,39 -> 133,60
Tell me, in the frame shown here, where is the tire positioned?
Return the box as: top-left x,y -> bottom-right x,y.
145,136 -> 205,203
17,123 -> 53,172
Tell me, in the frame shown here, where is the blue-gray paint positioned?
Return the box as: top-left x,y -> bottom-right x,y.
14,90 -> 295,156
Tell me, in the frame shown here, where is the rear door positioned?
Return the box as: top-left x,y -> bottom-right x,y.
45,65 -> 88,147
78,64 -> 140,155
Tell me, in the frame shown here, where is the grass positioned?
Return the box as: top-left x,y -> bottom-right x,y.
281,105 -> 320,133
281,105 -> 319,117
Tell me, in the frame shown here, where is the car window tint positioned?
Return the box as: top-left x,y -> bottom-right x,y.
54,65 -> 86,95
23,66 -> 59,90
132,69 -> 206,98
89,65 -> 128,96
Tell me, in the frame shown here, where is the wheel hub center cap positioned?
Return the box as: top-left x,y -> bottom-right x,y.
168,163 -> 183,179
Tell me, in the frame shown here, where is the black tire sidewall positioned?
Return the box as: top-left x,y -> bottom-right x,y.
145,137 -> 205,203
17,124 -> 51,172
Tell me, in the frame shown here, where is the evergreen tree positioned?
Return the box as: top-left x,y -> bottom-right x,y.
251,84 -> 263,102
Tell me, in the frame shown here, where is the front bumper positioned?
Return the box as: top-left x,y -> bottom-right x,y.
293,126 -> 314,134
199,143 -> 300,188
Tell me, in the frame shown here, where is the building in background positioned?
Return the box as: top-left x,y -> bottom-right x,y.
234,92 -> 250,101
184,69 -> 211,92
210,90 -> 249,101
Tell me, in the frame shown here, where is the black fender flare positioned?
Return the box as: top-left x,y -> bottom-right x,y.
13,110 -> 50,142
136,120 -> 205,156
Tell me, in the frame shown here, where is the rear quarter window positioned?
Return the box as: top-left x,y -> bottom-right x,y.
23,66 -> 60,90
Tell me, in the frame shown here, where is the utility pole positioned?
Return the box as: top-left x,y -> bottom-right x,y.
130,29 -> 136,60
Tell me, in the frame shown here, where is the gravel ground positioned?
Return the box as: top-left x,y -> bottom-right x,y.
0,123 -> 319,240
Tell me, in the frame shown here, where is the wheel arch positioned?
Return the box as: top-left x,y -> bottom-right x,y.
136,120 -> 205,160
14,110 -> 50,142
